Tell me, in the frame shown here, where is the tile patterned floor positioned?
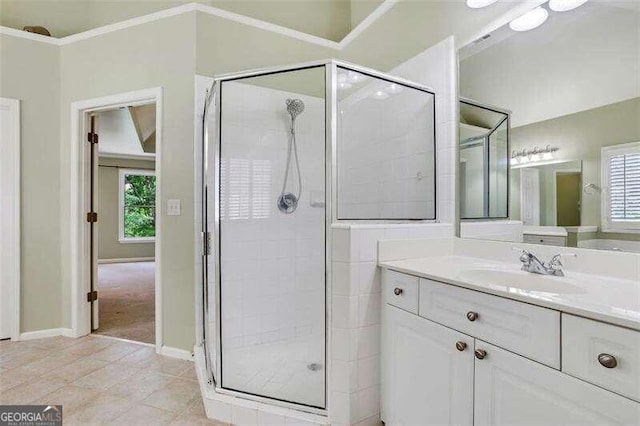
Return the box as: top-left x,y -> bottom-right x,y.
0,335 -> 225,425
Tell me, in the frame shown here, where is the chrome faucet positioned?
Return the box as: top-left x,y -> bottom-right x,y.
515,249 -> 576,277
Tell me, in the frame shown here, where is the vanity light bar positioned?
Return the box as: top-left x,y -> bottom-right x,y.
511,145 -> 559,164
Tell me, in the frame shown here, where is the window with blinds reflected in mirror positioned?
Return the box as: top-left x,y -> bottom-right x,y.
602,141 -> 640,232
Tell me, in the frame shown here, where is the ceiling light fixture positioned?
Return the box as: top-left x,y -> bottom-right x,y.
548,0 -> 589,12
509,6 -> 549,32
511,145 -> 559,166
466,0 -> 499,8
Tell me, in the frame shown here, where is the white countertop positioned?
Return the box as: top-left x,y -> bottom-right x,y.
379,255 -> 640,331
523,226 -> 568,237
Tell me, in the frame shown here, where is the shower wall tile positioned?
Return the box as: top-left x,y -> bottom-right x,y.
337,75 -> 437,220
392,36 -> 458,225
330,222 -> 455,425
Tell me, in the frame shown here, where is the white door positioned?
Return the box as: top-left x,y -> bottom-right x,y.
520,167 -> 540,225
0,98 -> 20,340
474,341 -> 640,425
382,305 -> 474,426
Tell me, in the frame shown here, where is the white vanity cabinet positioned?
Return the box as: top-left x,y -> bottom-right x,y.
381,269 -> 640,426
474,341 -> 640,425
382,303 -> 474,426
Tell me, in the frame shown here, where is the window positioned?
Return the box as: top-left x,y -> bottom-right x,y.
602,142 -> 640,232
119,169 -> 156,242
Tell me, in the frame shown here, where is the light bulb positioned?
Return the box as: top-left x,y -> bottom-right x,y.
371,90 -> 389,100
542,152 -> 553,160
385,83 -> 403,94
509,7 -> 549,32
347,71 -> 366,84
520,156 -> 529,164
549,0 -> 588,12
530,154 -> 540,162
466,0 -> 498,8
338,81 -> 352,90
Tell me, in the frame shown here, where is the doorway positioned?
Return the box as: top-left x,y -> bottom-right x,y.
70,88 -> 163,351
520,167 -> 540,226
90,105 -> 157,344
556,172 -> 581,226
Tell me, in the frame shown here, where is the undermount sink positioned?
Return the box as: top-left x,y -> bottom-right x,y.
458,269 -> 587,294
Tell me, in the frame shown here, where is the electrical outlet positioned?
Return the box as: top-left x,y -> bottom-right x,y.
167,199 -> 181,216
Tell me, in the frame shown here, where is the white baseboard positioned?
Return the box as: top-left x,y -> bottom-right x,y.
98,257 -> 155,264
160,345 -> 194,361
20,328 -> 75,341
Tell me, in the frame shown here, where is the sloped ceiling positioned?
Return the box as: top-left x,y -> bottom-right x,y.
96,107 -> 156,157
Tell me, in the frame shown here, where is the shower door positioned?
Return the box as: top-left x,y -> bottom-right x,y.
217,66 -> 326,408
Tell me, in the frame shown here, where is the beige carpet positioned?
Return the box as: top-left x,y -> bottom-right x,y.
94,261 -> 155,344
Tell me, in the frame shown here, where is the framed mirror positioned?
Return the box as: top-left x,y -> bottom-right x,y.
458,0 -> 640,253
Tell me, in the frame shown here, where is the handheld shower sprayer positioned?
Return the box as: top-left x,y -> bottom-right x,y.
278,98 -> 305,214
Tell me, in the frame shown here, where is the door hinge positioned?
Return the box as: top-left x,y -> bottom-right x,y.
87,290 -> 98,302
86,212 -> 98,223
87,132 -> 99,144
202,231 -> 211,256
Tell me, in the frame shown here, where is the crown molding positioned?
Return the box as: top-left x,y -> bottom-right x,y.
0,0 -> 398,50
338,0 -> 398,48
59,2 -> 196,46
195,3 -> 341,49
0,25 -> 61,45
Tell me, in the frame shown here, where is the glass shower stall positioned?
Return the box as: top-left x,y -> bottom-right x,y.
200,60 -> 436,412
459,98 -> 510,220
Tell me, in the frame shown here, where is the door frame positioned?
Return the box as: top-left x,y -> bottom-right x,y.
69,88 -> 163,353
553,169 -> 582,226
0,98 -> 21,341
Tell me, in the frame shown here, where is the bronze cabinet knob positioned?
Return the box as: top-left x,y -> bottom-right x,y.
467,311 -> 479,322
474,349 -> 487,360
598,353 -> 618,369
393,287 -> 403,296
455,341 -> 467,352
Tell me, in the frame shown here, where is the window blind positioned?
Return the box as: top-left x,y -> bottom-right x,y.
609,153 -> 640,221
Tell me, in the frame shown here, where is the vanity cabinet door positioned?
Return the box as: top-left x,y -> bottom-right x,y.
382,304 -> 473,426
474,341 -> 640,426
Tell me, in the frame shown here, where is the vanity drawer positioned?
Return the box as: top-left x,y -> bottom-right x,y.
419,279 -> 560,368
384,270 -> 419,314
562,314 -> 640,402
523,234 -> 567,246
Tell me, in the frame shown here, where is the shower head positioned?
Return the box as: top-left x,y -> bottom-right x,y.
286,98 -> 305,120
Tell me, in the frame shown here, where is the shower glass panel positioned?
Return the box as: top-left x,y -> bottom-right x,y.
459,100 -> 510,219
488,118 -> 509,217
336,66 -> 436,220
218,67 -> 326,408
